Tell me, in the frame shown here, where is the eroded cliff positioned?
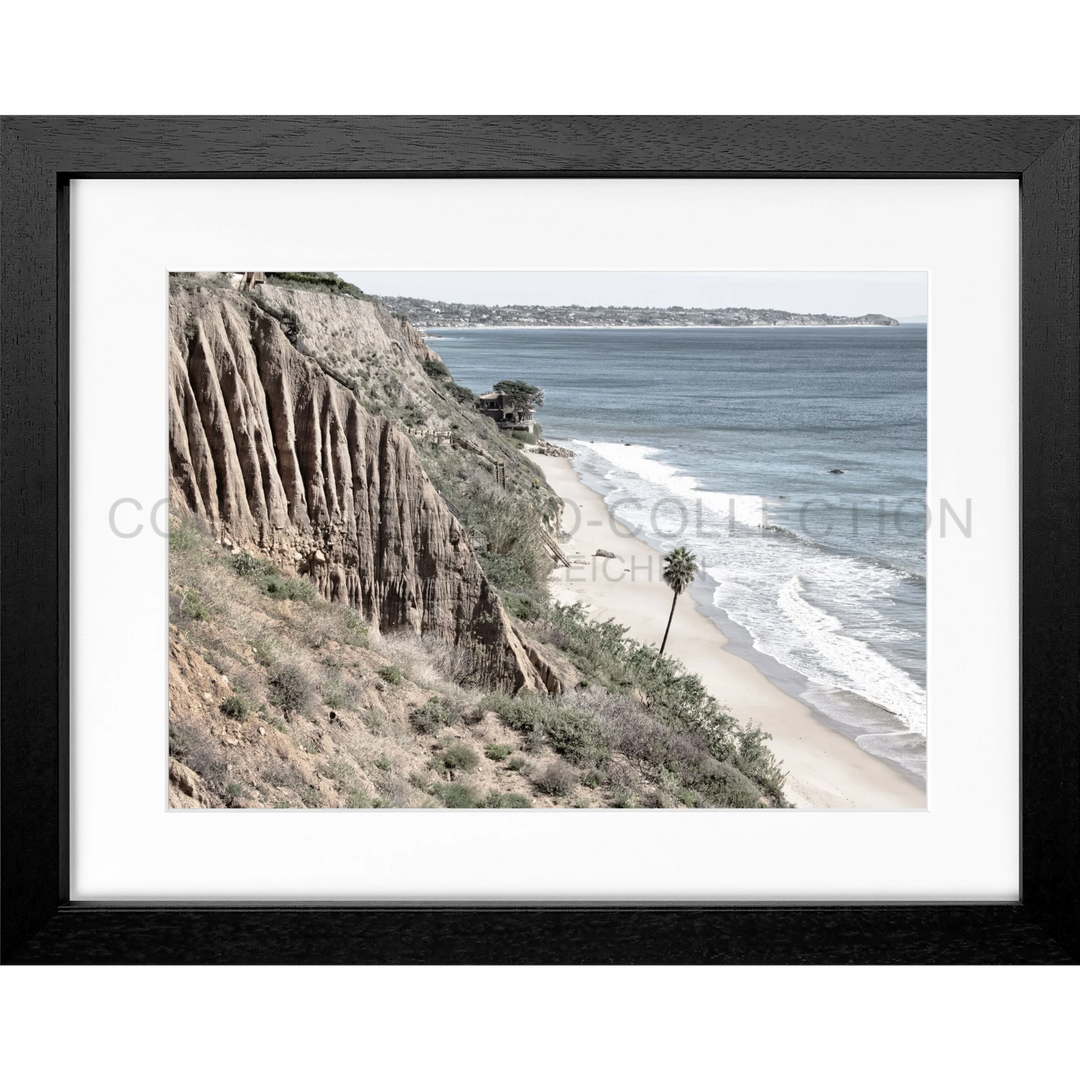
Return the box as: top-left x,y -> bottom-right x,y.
169,280 -> 558,693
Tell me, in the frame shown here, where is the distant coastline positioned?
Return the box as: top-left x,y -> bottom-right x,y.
378,294 -> 900,330
421,323 -> 900,334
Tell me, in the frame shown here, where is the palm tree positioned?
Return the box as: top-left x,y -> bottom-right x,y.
659,546 -> 698,655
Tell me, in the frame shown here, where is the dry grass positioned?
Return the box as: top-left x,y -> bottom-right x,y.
375,633 -> 484,713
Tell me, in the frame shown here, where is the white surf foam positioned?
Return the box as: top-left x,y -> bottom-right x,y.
572,441 -> 767,531
777,576 -> 926,733
567,440 -> 927,740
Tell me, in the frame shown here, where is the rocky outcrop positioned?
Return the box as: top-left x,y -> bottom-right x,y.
516,634 -> 580,696
529,440 -> 575,459
169,758 -> 215,808
169,284 -> 557,693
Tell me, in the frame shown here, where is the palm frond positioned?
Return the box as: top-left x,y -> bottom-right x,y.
661,546 -> 698,596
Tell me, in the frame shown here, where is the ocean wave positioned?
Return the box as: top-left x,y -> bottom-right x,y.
571,440 -> 767,531
855,731 -> 928,781
776,577 -> 926,732
567,440 -> 926,739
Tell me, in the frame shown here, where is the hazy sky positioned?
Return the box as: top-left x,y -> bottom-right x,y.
338,271 -> 928,322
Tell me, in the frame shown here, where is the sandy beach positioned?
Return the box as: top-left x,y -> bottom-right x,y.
531,452 -> 926,810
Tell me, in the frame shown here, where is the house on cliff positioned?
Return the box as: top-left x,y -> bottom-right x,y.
475,390 -> 536,433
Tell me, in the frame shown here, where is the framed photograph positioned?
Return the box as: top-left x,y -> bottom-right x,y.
2,116 -> 1076,963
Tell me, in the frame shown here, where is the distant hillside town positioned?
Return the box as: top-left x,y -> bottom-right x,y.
376,296 -> 900,329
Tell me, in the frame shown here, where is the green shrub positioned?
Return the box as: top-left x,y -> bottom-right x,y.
439,742 -> 479,773
433,782 -> 482,808
479,692 -> 609,767
231,550 -> 266,578
511,429 -> 539,445
503,594 -> 536,621
448,382 -> 477,404
485,743 -> 511,762
506,756 -> 527,772
542,709 -> 610,767
734,724 -> 788,803
264,272 -> 366,300
582,769 -> 607,789
411,697 -> 451,735
478,692 -> 543,733
301,785 -> 323,808
534,759 -> 577,798
220,694 -> 250,721
229,552 -> 322,606
264,575 -> 320,605
478,551 -> 541,593
180,587 -> 211,622
379,664 -> 404,686
169,521 -> 203,554
482,790 -> 533,808
373,754 -> 392,772
694,758 -> 764,808
422,356 -> 451,379
269,664 -> 310,717
346,788 -> 371,808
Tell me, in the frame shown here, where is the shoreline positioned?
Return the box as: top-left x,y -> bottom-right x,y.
530,452 -> 926,810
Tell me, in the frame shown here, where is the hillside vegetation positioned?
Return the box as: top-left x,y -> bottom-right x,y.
170,517 -> 786,808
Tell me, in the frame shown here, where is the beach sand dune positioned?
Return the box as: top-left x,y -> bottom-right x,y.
532,453 -> 926,810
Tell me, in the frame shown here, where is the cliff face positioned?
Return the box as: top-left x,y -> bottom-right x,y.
169,282 -> 558,693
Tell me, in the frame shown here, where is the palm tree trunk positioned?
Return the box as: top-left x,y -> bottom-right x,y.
660,590 -> 679,654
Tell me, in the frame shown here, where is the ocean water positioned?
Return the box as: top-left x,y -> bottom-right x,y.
429,327 -> 927,782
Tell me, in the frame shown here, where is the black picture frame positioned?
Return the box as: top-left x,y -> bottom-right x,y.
1,116 -> 1076,964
